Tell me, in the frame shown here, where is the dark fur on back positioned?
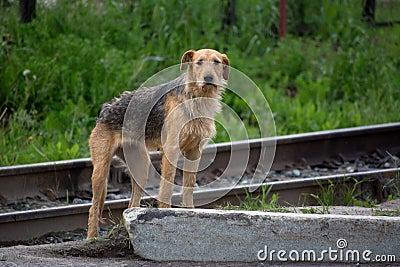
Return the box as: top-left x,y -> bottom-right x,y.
97,75 -> 186,139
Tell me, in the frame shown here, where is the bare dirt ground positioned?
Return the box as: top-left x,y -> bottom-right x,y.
1,199 -> 399,266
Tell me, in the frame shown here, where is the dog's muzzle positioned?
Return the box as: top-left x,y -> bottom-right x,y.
202,74 -> 217,88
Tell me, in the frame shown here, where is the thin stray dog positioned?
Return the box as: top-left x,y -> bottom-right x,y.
87,49 -> 229,238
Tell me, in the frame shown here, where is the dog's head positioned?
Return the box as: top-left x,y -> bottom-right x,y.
180,49 -> 229,95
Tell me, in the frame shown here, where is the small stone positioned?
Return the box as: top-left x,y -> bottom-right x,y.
383,162 -> 391,168
292,169 -> 301,177
72,198 -> 84,204
107,193 -> 119,200
283,171 -> 293,177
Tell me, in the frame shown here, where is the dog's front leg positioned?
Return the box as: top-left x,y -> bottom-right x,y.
158,144 -> 179,208
182,148 -> 201,208
123,141 -> 150,208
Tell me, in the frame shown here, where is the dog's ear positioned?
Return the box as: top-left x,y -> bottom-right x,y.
221,54 -> 230,80
180,50 -> 196,70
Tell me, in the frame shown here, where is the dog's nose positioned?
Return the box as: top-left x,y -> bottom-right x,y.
204,74 -> 214,83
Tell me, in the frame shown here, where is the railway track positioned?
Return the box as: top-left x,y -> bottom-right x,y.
1,122 -> 400,242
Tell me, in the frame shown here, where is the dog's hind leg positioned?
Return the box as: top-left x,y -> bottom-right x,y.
87,124 -> 116,239
182,147 -> 201,208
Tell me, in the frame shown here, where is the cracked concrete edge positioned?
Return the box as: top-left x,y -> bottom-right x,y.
123,208 -> 400,263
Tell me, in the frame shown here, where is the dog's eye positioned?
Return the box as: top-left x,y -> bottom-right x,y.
196,61 -> 203,65
214,60 -> 221,65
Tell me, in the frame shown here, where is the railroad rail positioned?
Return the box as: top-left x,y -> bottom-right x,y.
0,122 -> 400,242
1,122 -> 399,203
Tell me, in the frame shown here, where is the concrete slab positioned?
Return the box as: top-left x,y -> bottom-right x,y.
124,208 -> 400,263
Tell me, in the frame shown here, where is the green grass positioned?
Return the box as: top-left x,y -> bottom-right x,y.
1,1 -> 400,165
221,185 -> 292,213
224,172 -> 400,212
306,177 -> 383,212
